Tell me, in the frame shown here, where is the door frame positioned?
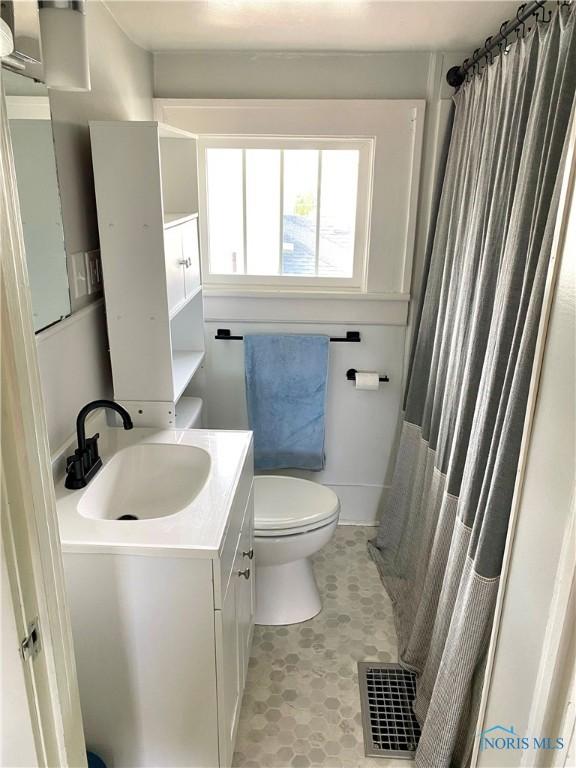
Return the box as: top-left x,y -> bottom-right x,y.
1,55 -> 86,767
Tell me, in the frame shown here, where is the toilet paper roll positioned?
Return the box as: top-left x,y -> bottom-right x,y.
355,372 -> 380,391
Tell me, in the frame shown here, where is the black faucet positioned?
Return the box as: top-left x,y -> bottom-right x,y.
65,400 -> 133,490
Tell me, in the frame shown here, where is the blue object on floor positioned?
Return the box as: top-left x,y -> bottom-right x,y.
87,751 -> 107,768
244,333 -> 329,471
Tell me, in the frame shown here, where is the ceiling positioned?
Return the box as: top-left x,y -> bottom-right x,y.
104,0 -> 521,53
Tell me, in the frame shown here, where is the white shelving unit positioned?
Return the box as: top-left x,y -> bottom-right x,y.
89,120 -> 205,428
172,350 -> 204,401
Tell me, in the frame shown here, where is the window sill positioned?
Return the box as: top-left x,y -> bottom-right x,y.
202,288 -> 410,326
202,286 -> 410,302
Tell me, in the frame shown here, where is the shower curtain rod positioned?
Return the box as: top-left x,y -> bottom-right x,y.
446,0 -> 548,87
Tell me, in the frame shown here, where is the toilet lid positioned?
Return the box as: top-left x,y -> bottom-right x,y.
254,476 -> 340,533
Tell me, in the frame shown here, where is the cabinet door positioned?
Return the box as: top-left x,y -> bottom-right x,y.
164,225 -> 186,312
237,499 -> 255,686
215,496 -> 255,767
216,577 -> 241,768
181,218 -> 201,297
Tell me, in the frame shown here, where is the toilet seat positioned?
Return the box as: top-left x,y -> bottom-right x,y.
254,475 -> 340,538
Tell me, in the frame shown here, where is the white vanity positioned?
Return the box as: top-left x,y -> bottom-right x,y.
56,426 -> 254,768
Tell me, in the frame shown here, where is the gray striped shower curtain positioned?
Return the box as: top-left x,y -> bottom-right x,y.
370,6 -> 576,767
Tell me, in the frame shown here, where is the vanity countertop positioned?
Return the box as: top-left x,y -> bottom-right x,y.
56,427 -> 253,557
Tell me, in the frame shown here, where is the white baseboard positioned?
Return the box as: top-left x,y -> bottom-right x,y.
325,483 -> 388,526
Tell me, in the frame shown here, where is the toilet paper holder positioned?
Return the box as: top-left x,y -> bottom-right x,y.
346,368 -> 390,383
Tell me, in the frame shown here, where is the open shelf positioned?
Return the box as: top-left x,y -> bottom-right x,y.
172,350 -> 205,401
169,284 -> 202,321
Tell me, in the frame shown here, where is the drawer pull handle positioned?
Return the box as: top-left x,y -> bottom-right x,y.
243,549 -> 254,560
237,568 -> 251,580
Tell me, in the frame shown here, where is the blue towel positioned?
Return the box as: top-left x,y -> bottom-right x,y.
244,334 -> 329,471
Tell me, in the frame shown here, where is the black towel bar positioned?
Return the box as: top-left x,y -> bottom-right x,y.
346,368 -> 389,383
214,329 -> 361,343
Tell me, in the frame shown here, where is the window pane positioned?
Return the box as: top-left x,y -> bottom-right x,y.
318,150 -> 359,278
282,149 -> 318,276
206,148 -> 244,274
246,149 -> 281,275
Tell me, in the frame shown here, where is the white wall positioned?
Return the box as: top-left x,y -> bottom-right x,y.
188,322 -> 405,524
155,50 -> 459,523
36,300 -> 112,452
154,51 -> 432,100
38,0 -> 153,452
477,150 -> 576,766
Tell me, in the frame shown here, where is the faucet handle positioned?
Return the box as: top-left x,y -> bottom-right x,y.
84,434 -> 101,474
65,453 -> 84,485
86,432 -> 100,454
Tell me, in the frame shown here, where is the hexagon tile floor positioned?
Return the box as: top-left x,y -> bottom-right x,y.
233,526 -> 408,768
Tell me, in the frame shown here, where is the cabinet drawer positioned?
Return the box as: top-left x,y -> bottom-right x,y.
213,463 -> 253,609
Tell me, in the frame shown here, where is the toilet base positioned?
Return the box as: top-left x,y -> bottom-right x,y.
255,558 -> 322,625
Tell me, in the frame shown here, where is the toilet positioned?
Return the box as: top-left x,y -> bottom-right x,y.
253,475 -> 340,625
187,400 -> 340,625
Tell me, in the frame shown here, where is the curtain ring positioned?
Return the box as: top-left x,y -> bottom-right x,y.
538,6 -> 552,22
472,48 -> 481,76
516,4 -> 531,36
499,20 -> 511,52
484,37 -> 494,65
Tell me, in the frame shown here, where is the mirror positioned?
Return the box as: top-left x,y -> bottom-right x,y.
4,69 -> 71,332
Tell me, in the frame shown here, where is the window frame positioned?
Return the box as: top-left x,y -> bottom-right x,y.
197,135 -> 374,291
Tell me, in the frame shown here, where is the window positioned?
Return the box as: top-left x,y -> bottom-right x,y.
199,137 -> 373,290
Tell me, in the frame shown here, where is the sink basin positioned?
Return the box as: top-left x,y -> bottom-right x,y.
77,443 -> 211,521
